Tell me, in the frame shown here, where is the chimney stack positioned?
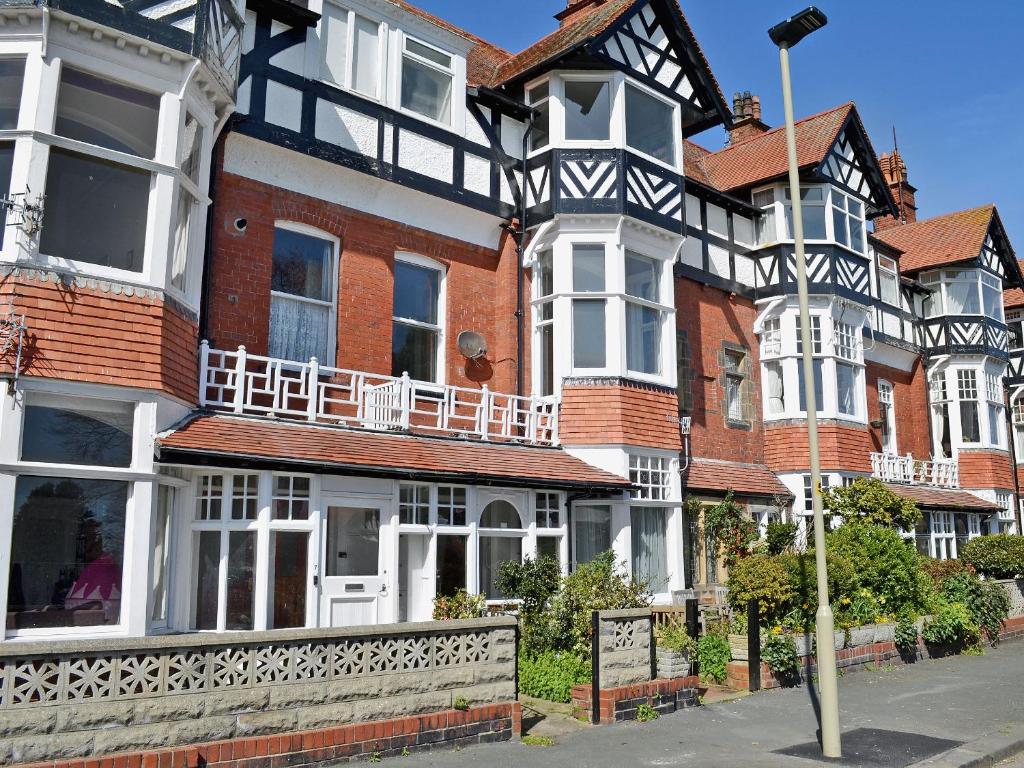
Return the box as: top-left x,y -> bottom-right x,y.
727,91 -> 770,145
874,150 -> 917,232
555,0 -> 608,26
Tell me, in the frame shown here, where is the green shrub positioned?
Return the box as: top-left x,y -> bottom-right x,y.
548,551 -> 651,656
821,477 -> 922,530
432,589 -> 486,620
495,556 -> 561,656
778,551 -> 858,630
726,554 -> 794,626
635,703 -> 659,722
697,632 -> 731,684
921,603 -> 979,649
702,491 -> 759,568
894,615 -> 919,653
919,556 -> 971,587
961,535 -> 1024,579
765,521 -> 798,555
655,622 -> 696,655
940,571 -> 1011,645
825,524 -> 930,616
517,651 -> 590,703
761,633 -> 799,679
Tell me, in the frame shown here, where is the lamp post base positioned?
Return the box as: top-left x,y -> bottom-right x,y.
815,603 -> 842,758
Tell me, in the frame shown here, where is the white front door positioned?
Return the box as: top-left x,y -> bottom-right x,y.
319,500 -> 388,627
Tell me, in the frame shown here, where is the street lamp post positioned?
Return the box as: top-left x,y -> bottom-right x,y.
768,7 -> 842,759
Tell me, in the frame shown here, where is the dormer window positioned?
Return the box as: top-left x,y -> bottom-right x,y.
320,4 -> 383,99
782,186 -> 826,240
563,78 -> 610,141
831,190 -> 865,253
625,83 -> 676,165
401,37 -> 453,125
921,270 -> 1003,321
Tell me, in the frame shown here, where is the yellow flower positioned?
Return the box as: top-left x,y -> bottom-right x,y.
773,626 -> 783,634
841,597 -> 851,605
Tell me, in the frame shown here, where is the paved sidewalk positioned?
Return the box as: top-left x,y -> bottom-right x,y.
396,642 -> 1024,767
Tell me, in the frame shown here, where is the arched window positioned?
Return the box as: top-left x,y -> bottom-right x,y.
478,500 -> 524,599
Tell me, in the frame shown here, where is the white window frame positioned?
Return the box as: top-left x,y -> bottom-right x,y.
397,33 -> 456,128
318,2 -> 387,101
525,77 -> 551,156
533,248 -> 556,397
878,379 -> 897,454
921,269 -> 1003,320
828,187 -> 867,255
269,220 -> 340,365
557,72 -> 617,149
629,454 -> 672,501
877,254 -> 900,306
622,78 -> 681,172
392,251 -> 446,385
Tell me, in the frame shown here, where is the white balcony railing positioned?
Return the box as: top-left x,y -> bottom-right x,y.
199,342 -> 559,446
870,452 -> 959,489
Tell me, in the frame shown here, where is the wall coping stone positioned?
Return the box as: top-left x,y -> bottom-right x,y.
597,608 -> 652,620
0,617 -> 517,659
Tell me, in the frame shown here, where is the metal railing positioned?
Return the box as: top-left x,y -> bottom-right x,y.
199,342 -> 559,446
870,451 -> 959,489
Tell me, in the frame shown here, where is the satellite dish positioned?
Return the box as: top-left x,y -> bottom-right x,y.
457,330 -> 488,360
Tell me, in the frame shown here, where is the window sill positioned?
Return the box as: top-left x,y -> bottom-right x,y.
725,419 -> 752,431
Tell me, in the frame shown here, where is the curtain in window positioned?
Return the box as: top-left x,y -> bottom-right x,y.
574,505 -> 611,565
960,401 -> 981,443
946,281 -> 979,314
836,362 -> 856,415
269,295 -> 330,363
630,507 -> 668,592
765,362 -> 785,414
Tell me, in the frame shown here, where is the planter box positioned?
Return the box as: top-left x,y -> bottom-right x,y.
655,647 -> 692,679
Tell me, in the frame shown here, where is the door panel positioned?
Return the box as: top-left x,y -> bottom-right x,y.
320,504 -> 387,627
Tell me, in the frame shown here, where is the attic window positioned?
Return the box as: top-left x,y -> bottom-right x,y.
320,5 -> 382,99
625,84 -> 676,165
401,37 -> 453,125
563,79 -> 610,141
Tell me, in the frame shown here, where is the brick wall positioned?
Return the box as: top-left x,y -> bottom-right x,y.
1,267 -> 198,403
865,357 -> 931,458
959,449 -> 1015,491
558,380 -> 682,450
763,421 -> 874,473
675,276 -> 763,464
208,168 -> 522,394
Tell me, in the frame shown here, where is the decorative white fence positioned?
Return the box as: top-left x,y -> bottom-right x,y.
199,343 -> 559,446
870,452 -> 959,489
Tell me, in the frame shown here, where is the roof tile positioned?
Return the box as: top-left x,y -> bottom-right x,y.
159,414 -> 632,490
1003,260 -> 1024,308
683,458 -> 792,499
883,483 -> 1002,512
872,205 -> 995,273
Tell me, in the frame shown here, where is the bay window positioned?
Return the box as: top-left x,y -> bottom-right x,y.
796,316 -> 824,414
834,321 -> 860,418
625,83 -> 676,165
831,190 -> 865,253
878,255 -> 899,305
625,251 -> 663,375
269,225 -> 336,364
320,4 -> 382,99
922,269 -> 1003,319
783,186 -> 827,240
392,255 -> 444,382
401,37 -> 453,125
563,79 -> 611,141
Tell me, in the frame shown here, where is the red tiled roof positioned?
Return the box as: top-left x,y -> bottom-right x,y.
158,414 -> 632,490
693,103 -> 853,192
872,205 -> 995,273
682,139 -> 714,187
883,483 -> 1002,512
682,458 -> 792,500
1004,260 -> 1024,308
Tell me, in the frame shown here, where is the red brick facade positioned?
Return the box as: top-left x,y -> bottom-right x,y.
558,381 -> 682,450
208,167 -> 522,395
675,277 -> 764,464
1,269 -> 198,403
865,358 -> 931,458
959,449 -> 1015,491
763,422 -> 874,474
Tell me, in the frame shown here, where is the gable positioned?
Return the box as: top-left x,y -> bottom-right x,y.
588,0 -> 728,135
815,114 -> 897,218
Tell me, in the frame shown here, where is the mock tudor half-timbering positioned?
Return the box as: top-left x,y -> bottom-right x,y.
0,0 -> 1021,645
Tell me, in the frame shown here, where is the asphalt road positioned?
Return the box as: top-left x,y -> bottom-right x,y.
394,642 -> 1024,768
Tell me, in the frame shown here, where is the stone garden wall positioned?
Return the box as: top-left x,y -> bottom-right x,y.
595,608 -> 652,689
999,578 -> 1024,619
0,617 -> 518,765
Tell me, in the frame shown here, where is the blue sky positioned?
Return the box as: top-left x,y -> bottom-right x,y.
415,0 -> 1024,249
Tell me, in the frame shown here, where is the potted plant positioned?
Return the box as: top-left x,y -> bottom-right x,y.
655,622 -> 695,678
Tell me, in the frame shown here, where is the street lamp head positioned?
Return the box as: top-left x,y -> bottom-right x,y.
768,7 -> 828,49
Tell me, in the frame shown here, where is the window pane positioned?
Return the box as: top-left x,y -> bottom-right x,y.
960,401 -> 980,443
786,202 -> 826,240
8,476 -> 127,630
531,99 -> 550,152
40,148 -> 150,272
574,505 -> 611,565
0,58 -> 24,128
572,299 -> 606,367
537,536 -> 560,566
352,14 -> 380,96
538,323 -> 554,396
193,530 -> 220,630
564,80 -> 610,141
225,531 -> 256,631
837,362 -> 856,416
625,85 -> 675,164
171,187 -> 193,292
272,228 -> 332,301
982,282 -> 1002,320
406,39 -> 451,68
631,507 -> 668,592
625,251 -> 659,301
326,507 -> 380,576
528,82 -> 549,103
798,358 -> 825,413
22,400 -> 133,467
401,56 -> 452,123
321,4 -> 349,84
55,68 -> 159,157
849,218 -> 865,252
271,531 -> 309,629
180,113 -> 204,183
572,243 -> 605,291
480,500 -> 522,529
832,206 -> 848,246
269,294 -> 331,363
394,260 -> 440,324
392,323 -> 439,380
479,536 -> 522,600
0,142 -> 12,245
626,302 -> 661,374
151,486 -> 172,623
947,280 -> 980,314
880,272 -> 899,305
436,535 -> 467,597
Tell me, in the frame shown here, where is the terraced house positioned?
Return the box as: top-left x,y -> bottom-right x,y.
0,0 -> 1021,645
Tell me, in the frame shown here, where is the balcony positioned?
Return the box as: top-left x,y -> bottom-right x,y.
870,452 -> 959,489
199,343 -> 559,446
